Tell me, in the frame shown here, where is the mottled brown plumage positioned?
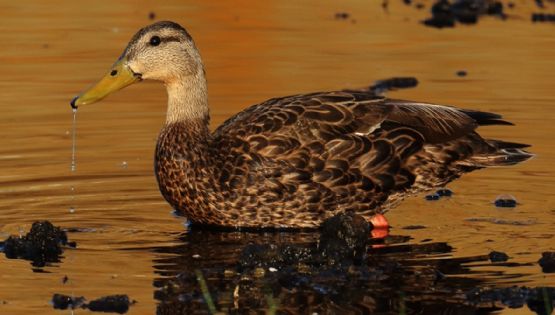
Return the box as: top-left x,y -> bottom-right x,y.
73,21 -> 533,229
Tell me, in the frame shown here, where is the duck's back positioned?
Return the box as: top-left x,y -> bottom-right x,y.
159,89 -> 531,228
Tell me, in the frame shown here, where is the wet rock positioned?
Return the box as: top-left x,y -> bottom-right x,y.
86,295 -> 134,314
319,212 -> 370,265
538,252 -> 555,273
51,293 -> 86,310
2,221 -> 74,267
494,194 -> 517,208
425,193 -> 441,200
489,250 -> 509,262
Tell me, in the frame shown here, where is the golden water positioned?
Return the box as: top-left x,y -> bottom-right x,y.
0,0 -> 554,314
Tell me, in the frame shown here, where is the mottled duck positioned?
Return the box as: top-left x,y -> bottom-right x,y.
71,21 -> 532,230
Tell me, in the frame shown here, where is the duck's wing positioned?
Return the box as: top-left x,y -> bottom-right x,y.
212,89 -> 528,219
214,89 -> 504,149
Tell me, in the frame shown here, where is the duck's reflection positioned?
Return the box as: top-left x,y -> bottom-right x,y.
152,228 -> 553,314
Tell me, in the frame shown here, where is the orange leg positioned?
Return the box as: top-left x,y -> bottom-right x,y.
369,214 -> 390,239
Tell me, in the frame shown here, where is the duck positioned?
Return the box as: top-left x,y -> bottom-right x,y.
71,21 -> 532,230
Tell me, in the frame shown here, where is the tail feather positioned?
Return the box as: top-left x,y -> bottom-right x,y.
461,109 -> 514,126
470,139 -> 534,167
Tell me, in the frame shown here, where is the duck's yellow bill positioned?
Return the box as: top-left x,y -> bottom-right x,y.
70,58 -> 141,108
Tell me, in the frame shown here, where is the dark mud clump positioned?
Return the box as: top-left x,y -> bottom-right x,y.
51,294 -> 134,314
319,212 -> 370,264
87,295 -> 135,314
422,0 -> 507,28
532,13 -> 555,23
237,212 -> 370,270
425,188 -> 453,200
334,12 -> 350,20
456,70 -> 468,77
51,293 -> 86,310
489,250 -> 509,262
1,221 -> 74,267
370,76 -> 419,95
539,252 -> 555,273
494,194 -> 517,208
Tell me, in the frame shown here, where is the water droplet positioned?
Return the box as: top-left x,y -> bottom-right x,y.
70,108 -> 78,172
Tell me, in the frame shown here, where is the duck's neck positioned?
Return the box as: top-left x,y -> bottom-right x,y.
165,69 -> 209,125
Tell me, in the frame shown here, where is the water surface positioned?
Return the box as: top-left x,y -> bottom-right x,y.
0,0 -> 554,314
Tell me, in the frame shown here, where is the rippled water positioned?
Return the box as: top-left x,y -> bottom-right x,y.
0,0 -> 554,314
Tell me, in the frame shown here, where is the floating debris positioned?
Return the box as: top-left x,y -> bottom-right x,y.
539,252 -> 555,273
489,250 -> 509,262
1,221 -> 74,267
494,194 -> 517,208
148,11 -> 156,20
425,193 -> 441,200
456,70 -> 468,77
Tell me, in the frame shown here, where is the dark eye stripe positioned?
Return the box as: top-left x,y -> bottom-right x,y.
161,36 -> 181,43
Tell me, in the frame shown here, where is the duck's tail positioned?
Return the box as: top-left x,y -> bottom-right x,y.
470,139 -> 534,167
457,109 -> 534,167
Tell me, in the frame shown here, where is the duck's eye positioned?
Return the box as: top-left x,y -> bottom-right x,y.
149,36 -> 161,46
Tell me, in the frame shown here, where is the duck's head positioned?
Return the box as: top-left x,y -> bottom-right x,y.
71,21 -> 202,108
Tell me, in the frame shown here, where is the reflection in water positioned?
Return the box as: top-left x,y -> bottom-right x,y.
152,229 -> 554,314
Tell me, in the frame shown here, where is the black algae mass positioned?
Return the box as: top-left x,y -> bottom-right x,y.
539,252 -> 555,273
2,221 -> 74,267
51,294 -> 134,314
421,0 -> 507,28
